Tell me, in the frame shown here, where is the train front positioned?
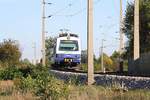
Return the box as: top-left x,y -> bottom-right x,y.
54,33 -> 81,67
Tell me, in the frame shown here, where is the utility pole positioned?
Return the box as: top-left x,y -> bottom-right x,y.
87,0 -> 94,85
134,0 -> 140,60
42,0 -> 46,66
33,42 -> 37,65
101,39 -> 105,73
118,0 -> 124,72
119,0 -> 124,54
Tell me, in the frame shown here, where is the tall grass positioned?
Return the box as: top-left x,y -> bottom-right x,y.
0,80 -> 150,100
68,85 -> 150,100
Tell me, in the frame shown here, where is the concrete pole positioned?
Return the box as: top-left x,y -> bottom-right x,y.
101,39 -> 105,73
42,0 -> 46,66
134,0 -> 140,60
87,0 -> 94,85
119,0 -> 124,54
33,42 -> 37,65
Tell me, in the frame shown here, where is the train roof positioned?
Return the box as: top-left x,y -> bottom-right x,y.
59,33 -> 78,38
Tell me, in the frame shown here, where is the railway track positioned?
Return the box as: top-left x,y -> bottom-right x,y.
50,68 -> 150,89
51,67 -> 150,78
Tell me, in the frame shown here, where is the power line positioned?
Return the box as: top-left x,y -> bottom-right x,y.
50,0 -> 77,16
49,0 -> 102,17
67,0 -> 102,17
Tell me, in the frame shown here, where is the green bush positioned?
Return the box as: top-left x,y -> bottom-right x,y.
15,65 -> 69,100
81,63 -> 103,72
33,65 -> 69,99
34,74 -> 69,100
29,64 -> 49,78
18,64 -> 34,78
0,67 -> 23,80
16,75 -> 35,93
0,39 -> 21,67
94,63 -> 101,72
80,63 -> 87,71
0,64 -> 70,99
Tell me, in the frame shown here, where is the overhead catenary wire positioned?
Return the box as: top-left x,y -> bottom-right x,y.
66,0 -> 102,17
49,0 -> 102,17
51,0 -> 77,16
48,0 -> 77,17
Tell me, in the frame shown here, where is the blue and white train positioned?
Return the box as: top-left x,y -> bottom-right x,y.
52,33 -> 81,67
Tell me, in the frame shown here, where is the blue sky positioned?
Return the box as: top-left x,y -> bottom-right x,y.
0,0 -> 131,61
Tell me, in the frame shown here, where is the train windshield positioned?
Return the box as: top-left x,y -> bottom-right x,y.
59,40 -> 79,51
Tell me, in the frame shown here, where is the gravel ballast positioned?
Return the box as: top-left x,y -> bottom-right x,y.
50,70 -> 150,89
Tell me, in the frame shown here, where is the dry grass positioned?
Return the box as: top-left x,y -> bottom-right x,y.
0,80 -> 37,100
68,85 -> 150,100
0,80 -> 14,87
0,81 -> 150,100
0,93 -> 37,100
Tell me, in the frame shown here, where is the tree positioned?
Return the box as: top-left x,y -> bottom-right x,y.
102,53 -> 113,71
45,37 -> 57,63
123,1 -> 150,58
110,51 -> 120,61
81,50 -> 87,63
81,50 -> 97,63
97,53 -> 114,71
110,51 -> 121,71
0,39 -> 21,67
22,58 -> 31,64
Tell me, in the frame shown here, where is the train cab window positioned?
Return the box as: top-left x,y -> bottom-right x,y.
59,40 -> 79,51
